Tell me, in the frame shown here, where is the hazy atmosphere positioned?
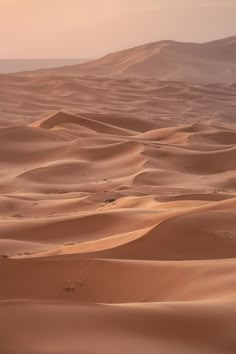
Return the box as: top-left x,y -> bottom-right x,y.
1,2 -> 236,354
0,0 -> 236,58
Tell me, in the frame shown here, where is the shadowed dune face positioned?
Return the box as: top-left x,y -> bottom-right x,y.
1,70 -> 236,354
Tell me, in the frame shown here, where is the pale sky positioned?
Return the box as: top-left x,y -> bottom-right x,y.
0,0 -> 236,59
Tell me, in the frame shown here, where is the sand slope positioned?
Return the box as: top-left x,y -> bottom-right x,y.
20,35 -> 236,84
1,71 -> 236,353
2,300 -> 236,354
1,74 -> 236,128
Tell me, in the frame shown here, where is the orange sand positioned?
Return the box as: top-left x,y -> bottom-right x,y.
1,37 -> 236,354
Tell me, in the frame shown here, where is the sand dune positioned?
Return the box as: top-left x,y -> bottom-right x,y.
1,55 -> 236,353
1,258 -> 236,302
1,300 -> 236,354
1,74 -> 236,129
19,35 -> 236,84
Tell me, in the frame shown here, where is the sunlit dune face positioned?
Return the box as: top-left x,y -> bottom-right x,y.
0,0 -> 235,58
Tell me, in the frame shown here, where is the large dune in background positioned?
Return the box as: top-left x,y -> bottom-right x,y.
19,35 -> 236,84
1,40 -> 236,353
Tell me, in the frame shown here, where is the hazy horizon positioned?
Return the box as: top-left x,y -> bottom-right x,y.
0,0 -> 236,59
0,58 -> 93,74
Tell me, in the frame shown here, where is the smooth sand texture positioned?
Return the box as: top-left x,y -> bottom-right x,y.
1,47 -> 236,353
19,36 -> 236,84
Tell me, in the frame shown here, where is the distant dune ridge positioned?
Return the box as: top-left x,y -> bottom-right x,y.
1,36 -> 236,354
21,35 -> 236,84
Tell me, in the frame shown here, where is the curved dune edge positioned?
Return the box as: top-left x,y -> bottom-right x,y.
13,196 -> 236,259
1,109 -> 236,261
1,74 -> 236,354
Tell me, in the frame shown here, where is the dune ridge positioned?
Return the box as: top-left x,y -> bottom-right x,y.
17,36 -> 236,84
1,64 -> 236,352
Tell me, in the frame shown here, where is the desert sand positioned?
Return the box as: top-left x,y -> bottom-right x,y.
19,36 -> 236,84
1,37 -> 236,354
0,59 -> 91,74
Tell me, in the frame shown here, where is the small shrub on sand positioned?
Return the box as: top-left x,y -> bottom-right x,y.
64,282 -> 76,291
0,254 -> 8,258
104,198 -> 116,203
63,242 -> 76,246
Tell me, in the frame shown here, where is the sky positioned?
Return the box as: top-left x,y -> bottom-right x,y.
0,0 -> 236,59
